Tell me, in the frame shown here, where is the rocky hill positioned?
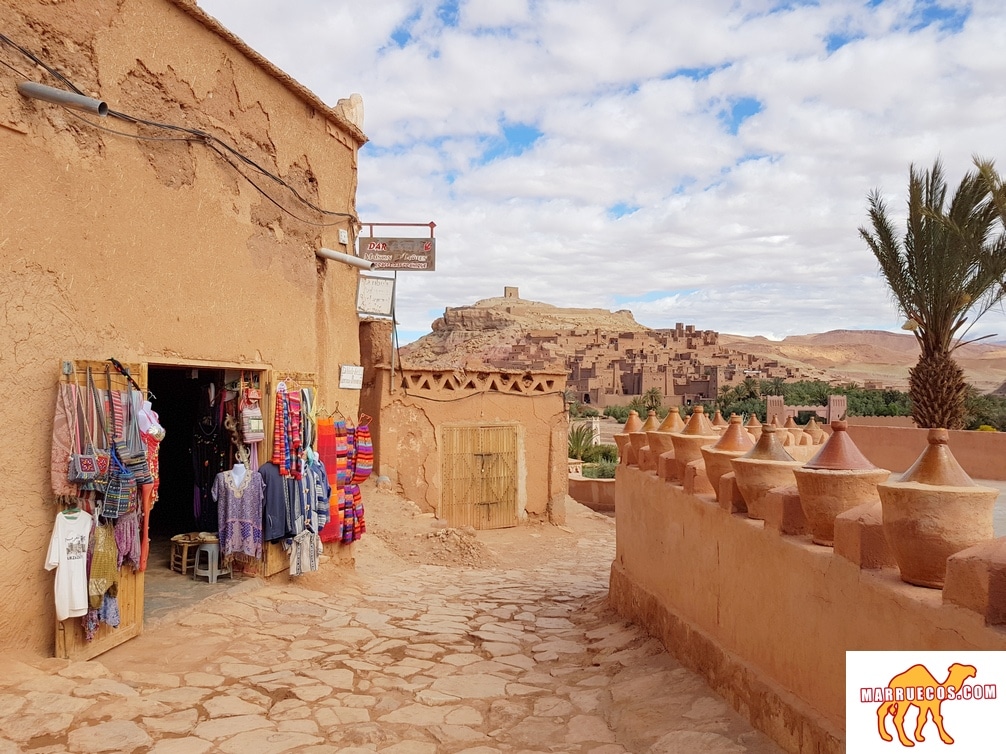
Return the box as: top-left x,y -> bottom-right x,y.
401,294 -> 1006,393
401,296 -> 649,371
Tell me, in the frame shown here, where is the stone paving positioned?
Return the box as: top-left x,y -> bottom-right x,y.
1,520 -> 783,753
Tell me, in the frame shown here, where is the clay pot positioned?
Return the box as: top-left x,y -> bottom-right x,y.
803,417 -> 825,445
701,415 -> 756,501
670,406 -> 719,481
646,431 -> 676,464
783,416 -> 808,446
730,427 -> 801,519
877,429 -> 998,588
793,421 -> 890,546
745,414 -> 763,442
617,411 -> 642,465
658,410 -> 685,433
629,411 -> 661,469
613,433 -> 630,465
712,410 -> 728,432
622,410 -> 643,434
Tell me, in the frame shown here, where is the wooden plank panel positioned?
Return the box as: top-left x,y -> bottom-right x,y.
56,359 -> 146,660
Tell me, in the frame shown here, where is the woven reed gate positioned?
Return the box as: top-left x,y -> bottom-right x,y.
440,424 -> 519,530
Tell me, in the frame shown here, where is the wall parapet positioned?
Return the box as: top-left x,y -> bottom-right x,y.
611,466 -> 1006,753
397,368 -> 566,399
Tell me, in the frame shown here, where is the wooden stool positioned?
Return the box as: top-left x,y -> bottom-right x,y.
170,538 -> 198,575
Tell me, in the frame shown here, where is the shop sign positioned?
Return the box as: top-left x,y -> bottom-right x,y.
339,365 -> 364,390
358,237 -> 436,271
357,275 -> 395,317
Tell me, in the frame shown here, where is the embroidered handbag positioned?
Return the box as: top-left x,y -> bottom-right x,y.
103,445 -> 135,519
68,379 -> 103,486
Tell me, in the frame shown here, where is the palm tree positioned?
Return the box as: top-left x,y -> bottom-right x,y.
642,387 -> 664,413
859,158 -> 1006,429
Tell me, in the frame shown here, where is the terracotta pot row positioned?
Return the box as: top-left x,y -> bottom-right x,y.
614,408 -> 998,591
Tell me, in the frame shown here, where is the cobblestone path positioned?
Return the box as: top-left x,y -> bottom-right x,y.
1,519 -> 782,753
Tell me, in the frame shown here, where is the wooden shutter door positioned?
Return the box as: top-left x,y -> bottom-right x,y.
440,424 -> 519,530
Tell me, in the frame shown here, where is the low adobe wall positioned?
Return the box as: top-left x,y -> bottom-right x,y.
609,467 -> 1006,753
843,425 -> 1006,480
567,474 -> 615,513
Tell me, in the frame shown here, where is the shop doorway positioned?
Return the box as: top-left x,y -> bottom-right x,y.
142,365 -> 258,624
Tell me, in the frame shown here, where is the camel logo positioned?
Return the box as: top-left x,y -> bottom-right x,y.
849,653 -> 1003,752
869,663 -> 983,746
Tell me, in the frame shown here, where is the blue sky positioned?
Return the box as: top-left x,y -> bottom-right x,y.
199,0 -> 1006,344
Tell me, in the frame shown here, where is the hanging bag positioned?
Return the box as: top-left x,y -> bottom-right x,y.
103,442 -> 135,518
88,514 -> 119,609
107,367 -> 153,487
68,376 -> 102,486
240,385 -> 265,443
125,380 -> 154,486
86,369 -> 111,486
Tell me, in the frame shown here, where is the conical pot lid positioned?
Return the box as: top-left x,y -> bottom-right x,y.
805,417 -> 820,433
658,409 -> 685,433
640,410 -> 660,432
783,416 -> 798,429
899,428 -> 975,487
745,414 -> 762,429
738,426 -> 795,462
622,410 -> 642,433
804,420 -> 876,470
712,410 -> 728,426
711,415 -> 755,452
681,405 -> 717,436
769,416 -> 780,427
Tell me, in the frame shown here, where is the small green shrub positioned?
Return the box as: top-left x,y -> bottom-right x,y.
583,443 -> 618,463
604,405 -> 631,424
977,424 -> 997,432
582,460 -> 618,479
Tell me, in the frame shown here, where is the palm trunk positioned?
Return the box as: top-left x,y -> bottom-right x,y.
908,350 -> 968,429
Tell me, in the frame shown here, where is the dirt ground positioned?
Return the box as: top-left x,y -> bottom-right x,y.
348,478 -> 615,576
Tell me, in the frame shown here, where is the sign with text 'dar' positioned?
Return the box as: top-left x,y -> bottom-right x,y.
358,237 -> 436,271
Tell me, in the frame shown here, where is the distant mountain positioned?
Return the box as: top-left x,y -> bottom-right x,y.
720,330 -> 1006,392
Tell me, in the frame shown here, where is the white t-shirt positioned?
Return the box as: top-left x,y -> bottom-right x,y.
45,512 -> 92,621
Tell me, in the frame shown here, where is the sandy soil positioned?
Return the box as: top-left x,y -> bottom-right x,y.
350,478 -> 615,577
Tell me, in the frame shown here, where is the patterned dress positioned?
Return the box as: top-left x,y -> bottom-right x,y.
213,469 -> 265,565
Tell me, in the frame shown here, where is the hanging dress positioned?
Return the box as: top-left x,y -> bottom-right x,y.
213,469 -> 265,566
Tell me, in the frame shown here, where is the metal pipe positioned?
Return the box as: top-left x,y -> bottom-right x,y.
316,247 -> 375,270
18,81 -> 108,116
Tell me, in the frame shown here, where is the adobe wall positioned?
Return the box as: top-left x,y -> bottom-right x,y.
610,468 -> 1006,753
844,425 -> 1006,480
360,320 -> 568,523
1,0 -> 364,655
567,475 -> 615,513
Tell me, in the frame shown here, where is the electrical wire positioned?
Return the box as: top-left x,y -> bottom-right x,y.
0,32 -> 358,225
65,109 -> 196,142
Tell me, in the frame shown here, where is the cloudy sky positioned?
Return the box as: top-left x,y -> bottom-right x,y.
199,0 -> 1006,344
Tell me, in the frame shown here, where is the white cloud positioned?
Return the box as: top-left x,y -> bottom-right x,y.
198,0 -> 1006,343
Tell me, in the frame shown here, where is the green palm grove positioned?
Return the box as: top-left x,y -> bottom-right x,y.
859,158 -> 1006,429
